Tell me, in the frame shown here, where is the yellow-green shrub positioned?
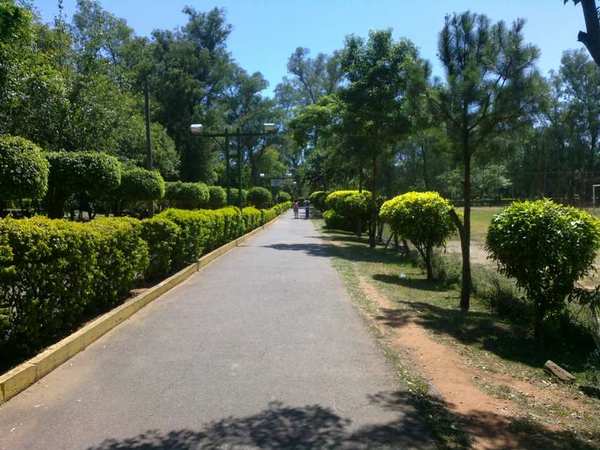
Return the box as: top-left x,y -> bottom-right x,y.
242,207 -> 262,232
380,192 -> 454,280
324,190 -> 371,232
140,217 -> 180,280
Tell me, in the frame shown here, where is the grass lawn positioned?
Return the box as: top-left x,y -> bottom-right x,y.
315,219 -> 600,449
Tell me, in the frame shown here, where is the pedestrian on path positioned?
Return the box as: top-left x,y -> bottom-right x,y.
293,200 -> 299,219
304,200 -> 310,219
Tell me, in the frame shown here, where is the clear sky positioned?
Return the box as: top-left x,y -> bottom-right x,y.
32,0 -> 586,96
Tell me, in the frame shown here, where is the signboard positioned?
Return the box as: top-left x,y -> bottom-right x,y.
270,178 -> 285,187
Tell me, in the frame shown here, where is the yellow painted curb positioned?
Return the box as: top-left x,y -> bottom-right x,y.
0,212 -> 285,405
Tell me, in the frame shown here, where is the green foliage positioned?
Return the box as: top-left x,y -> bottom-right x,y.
323,209 -> 349,230
486,200 -> 600,341
0,135 -> 49,201
261,202 -> 292,223
275,191 -> 291,204
228,188 -> 248,206
324,190 -> 371,232
118,167 -> 165,203
140,217 -> 180,280
0,216 -> 148,358
247,186 -> 273,209
164,181 -> 210,210
380,192 -> 455,280
308,191 -> 328,211
45,151 -> 122,218
208,185 -> 227,209
242,207 -> 262,231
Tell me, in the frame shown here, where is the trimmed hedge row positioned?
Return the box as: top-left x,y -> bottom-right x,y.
0,202 -> 291,363
0,217 -> 148,358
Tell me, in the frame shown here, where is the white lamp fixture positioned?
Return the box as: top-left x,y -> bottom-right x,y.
263,123 -> 276,132
190,123 -> 203,135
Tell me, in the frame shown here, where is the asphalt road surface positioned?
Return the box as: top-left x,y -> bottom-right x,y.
0,212 -> 434,450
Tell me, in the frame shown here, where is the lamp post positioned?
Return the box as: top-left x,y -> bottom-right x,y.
190,123 -> 277,207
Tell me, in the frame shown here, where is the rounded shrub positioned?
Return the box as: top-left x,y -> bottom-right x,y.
118,167 -> 165,203
45,151 -> 121,218
208,185 -> 227,209
228,188 -> 248,206
380,192 -> 454,280
247,187 -> 273,209
309,191 -> 328,211
486,199 -> 600,342
0,135 -> 49,201
276,191 -> 292,204
324,190 -> 371,233
164,181 -> 210,209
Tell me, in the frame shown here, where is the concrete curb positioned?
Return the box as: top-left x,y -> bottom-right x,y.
0,213 -> 284,405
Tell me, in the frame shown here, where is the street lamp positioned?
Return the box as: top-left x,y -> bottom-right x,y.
189,123 -> 277,207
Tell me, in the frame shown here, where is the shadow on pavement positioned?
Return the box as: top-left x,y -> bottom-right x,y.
85,393 -> 434,450
85,390 -> 598,450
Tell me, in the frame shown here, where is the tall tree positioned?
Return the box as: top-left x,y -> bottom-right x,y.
339,30 -> 429,247
434,12 -> 541,312
565,0 -> 600,67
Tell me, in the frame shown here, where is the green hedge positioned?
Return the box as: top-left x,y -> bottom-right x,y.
0,201 -> 291,365
0,217 -> 148,358
140,217 -> 180,280
242,207 -> 262,231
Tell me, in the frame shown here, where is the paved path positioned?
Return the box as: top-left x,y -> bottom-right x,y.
0,212 -> 434,450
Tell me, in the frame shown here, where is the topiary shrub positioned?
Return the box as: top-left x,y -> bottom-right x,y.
380,192 -> 455,280
309,191 -> 328,211
247,187 -> 273,209
45,151 -> 121,218
140,217 -> 180,280
486,199 -> 600,343
324,190 -> 371,233
0,135 -> 49,203
118,167 -> 165,205
164,181 -> 210,209
208,186 -> 227,209
227,188 -> 247,206
276,191 -> 292,204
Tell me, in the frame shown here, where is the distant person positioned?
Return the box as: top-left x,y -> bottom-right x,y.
304,200 -> 310,219
293,201 -> 299,219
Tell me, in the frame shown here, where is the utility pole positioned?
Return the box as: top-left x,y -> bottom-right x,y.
237,128 -> 243,207
144,77 -> 153,170
224,129 -> 231,205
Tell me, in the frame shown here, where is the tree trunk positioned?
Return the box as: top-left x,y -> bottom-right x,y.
369,154 -> 378,248
578,0 -> 600,67
425,246 -> 433,281
460,144 -> 472,312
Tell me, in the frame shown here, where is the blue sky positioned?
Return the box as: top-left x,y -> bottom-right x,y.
32,0 -> 586,96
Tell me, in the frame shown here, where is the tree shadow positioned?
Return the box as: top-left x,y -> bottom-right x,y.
263,240 -> 409,266
85,391 -> 598,450
372,274 -> 448,292
376,298 -> 590,373
85,395 -> 435,450
371,390 -> 598,450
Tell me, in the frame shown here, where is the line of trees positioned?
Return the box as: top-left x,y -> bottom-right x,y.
0,0 -> 291,193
